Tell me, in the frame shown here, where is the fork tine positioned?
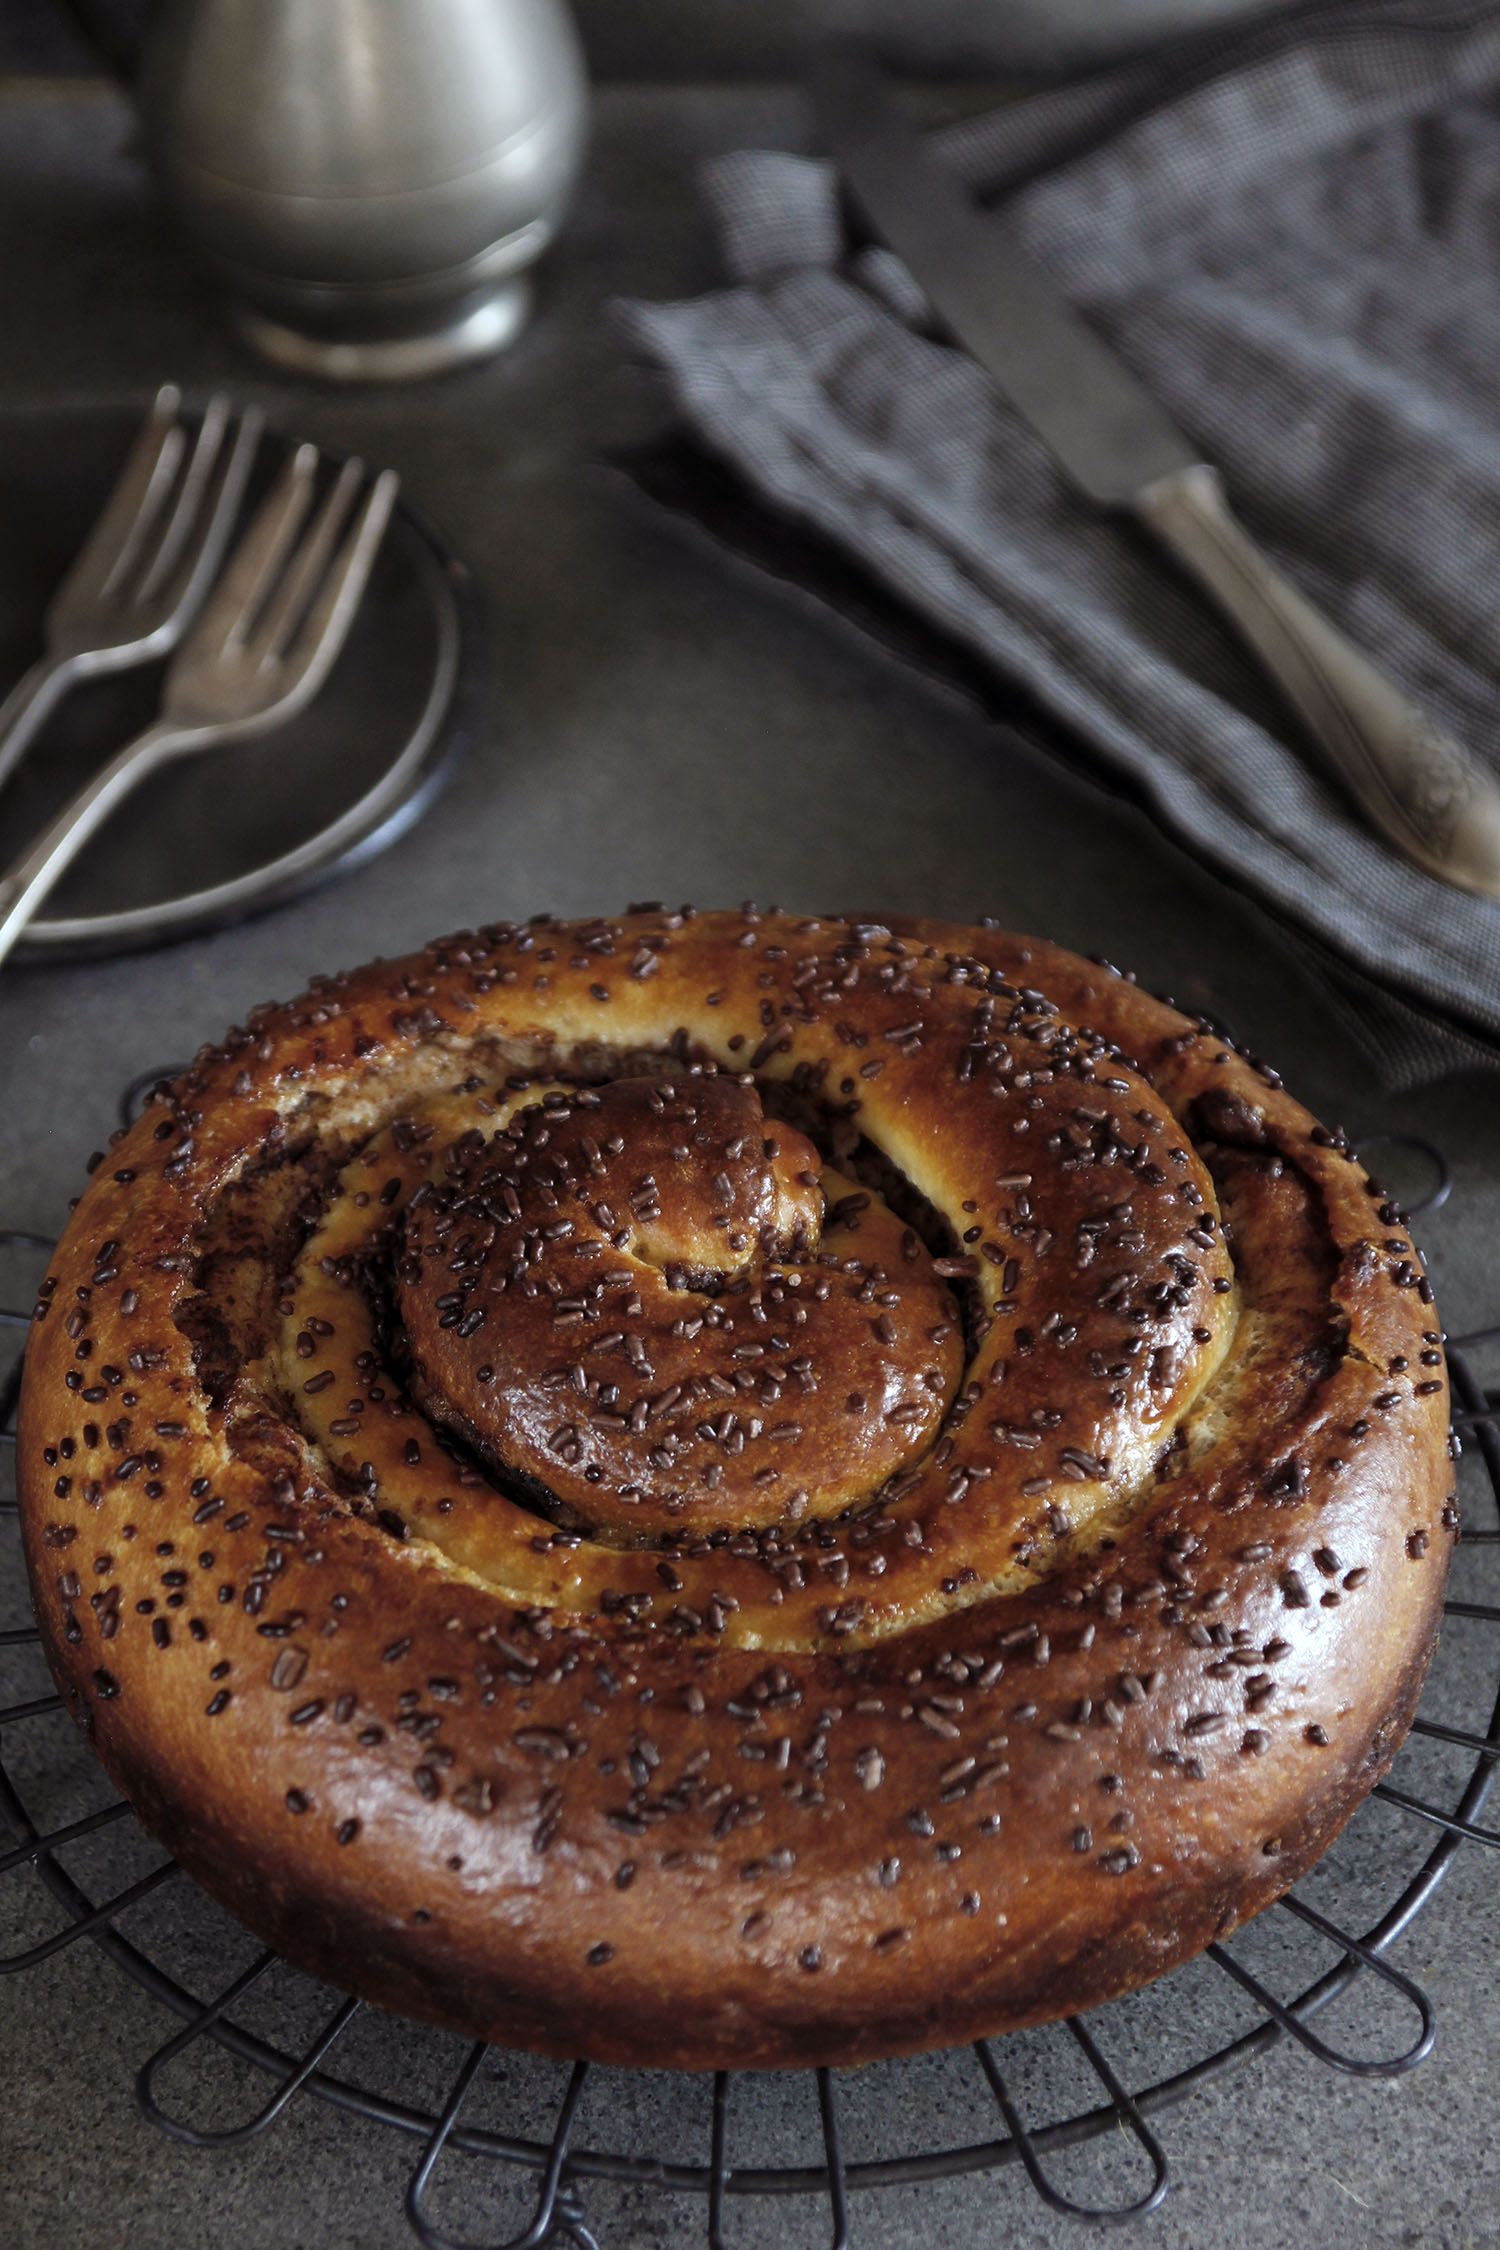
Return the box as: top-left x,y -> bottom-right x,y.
187,442 -> 320,661
246,455 -> 366,668
52,385 -> 185,613
152,403 -> 264,621
277,468 -> 400,706
132,392 -> 232,605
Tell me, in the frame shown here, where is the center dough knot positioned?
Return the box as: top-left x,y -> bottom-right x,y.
395,1075 -> 963,1539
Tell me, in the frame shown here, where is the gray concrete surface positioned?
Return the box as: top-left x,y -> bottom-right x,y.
0,77 -> 1497,2250
6,1 -> 1283,81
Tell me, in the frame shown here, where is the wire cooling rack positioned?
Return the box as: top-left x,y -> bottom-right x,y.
2,1081 -> 1498,2249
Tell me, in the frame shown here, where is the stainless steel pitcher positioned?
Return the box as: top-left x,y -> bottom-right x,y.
77,0 -> 589,380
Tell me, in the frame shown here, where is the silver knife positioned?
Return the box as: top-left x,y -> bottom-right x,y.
811,46 -> 1500,902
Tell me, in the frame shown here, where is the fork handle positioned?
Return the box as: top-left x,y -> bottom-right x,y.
1135,463 -> 1500,899
0,656 -> 78,800
0,719 -> 192,967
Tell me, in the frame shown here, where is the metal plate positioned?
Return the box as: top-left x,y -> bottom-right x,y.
0,405 -> 482,958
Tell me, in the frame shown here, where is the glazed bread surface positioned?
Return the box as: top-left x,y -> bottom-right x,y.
17,910 -> 1453,2067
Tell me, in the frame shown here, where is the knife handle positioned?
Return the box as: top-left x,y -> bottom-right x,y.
1135,462 -> 1500,900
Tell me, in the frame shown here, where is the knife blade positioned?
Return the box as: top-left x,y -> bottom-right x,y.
809,45 -> 1199,508
808,44 -> 1500,904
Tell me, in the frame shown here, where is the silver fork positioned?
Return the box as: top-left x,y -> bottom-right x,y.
0,443 -> 399,967
0,386 -> 263,795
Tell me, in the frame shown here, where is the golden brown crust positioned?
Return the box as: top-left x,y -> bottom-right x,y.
396,1075 -> 962,1537
17,909 -> 1453,2068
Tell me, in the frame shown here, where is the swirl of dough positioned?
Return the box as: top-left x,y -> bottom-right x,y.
16,909 -> 1452,2073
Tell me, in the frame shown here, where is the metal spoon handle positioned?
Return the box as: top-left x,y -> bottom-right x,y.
1136,463 -> 1500,899
0,720 -> 191,967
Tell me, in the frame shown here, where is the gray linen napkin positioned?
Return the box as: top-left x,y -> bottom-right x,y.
619,0 -> 1500,1086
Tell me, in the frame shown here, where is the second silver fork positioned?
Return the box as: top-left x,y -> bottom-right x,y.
0,443 -> 399,969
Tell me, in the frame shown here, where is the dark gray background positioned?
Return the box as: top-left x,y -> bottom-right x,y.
0,55 -> 1496,2250
6,0 -> 1280,79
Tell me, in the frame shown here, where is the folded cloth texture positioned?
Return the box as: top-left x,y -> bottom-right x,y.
619,0 -> 1500,1086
